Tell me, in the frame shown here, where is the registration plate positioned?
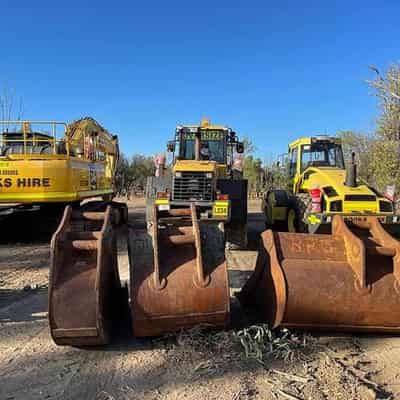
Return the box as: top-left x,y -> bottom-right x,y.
212,201 -> 229,218
344,215 -> 387,224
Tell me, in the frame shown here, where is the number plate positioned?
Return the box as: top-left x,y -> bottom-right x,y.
344,215 -> 387,224
158,204 -> 170,211
212,201 -> 229,218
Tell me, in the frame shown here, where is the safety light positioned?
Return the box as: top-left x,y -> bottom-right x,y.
309,186 -> 322,213
217,194 -> 229,200
175,171 -> 182,178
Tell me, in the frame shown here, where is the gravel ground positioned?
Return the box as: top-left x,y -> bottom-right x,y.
0,198 -> 399,400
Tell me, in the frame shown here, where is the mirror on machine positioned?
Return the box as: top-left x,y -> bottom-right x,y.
167,141 -> 175,152
236,142 -> 244,153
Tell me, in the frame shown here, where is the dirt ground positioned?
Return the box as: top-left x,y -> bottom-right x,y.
0,198 -> 399,400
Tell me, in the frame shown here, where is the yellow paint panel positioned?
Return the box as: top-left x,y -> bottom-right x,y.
0,159 -> 112,204
155,199 -> 169,205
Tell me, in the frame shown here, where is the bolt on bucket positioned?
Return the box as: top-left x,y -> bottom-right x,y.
129,204 -> 230,337
49,204 -> 121,346
238,215 -> 400,333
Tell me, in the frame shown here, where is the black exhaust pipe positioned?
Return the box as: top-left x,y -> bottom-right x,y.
345,152 -> 357,187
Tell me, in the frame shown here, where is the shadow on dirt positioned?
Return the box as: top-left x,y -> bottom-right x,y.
0,287 -> 48,322
0,210 -> 61,244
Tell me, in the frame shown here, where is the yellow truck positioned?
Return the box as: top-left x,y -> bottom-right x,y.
0,118 -> 119,216
263,135 -> 399,233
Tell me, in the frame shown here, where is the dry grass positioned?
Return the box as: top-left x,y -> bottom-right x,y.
155,324 -> 313,366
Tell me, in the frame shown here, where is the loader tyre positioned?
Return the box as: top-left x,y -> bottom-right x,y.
287,193 -> 312,233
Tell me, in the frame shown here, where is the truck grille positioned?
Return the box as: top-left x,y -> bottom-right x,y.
173,172 -> 213,201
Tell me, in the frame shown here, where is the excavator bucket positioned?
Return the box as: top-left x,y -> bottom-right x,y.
238,216 -> 400,333
129,204 -> 229,336
49,204 -> 121,346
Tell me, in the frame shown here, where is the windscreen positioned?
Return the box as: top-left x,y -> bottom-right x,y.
179,129 -> 226,163
301,142 -> 344,171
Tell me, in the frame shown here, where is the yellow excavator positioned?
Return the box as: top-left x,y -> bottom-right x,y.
0,118 -> 119,217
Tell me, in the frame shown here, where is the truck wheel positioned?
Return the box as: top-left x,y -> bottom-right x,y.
287,193 -> 312,233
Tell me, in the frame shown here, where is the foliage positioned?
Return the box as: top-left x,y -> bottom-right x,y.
242,136 -> 257,155
264,161 -> 288,191
366,64 -> 400,191
336,130 -> 375,183
115,152 -> 155,195
243,155 -> 263,192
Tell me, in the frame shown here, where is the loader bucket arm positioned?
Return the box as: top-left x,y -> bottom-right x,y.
238,216 -> 400,333
49,204 -> 120,346
129,204 -> 230,336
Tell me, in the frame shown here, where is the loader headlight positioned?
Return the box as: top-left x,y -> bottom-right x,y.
330,200 -> 342,212
175,172 -> 182,178
379,200 -> 393,212
205,172 -> 213,179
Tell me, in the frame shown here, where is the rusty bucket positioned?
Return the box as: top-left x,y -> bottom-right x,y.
129,204 -> 230,337
49,204 -> 121,346
238,216 -> 400,333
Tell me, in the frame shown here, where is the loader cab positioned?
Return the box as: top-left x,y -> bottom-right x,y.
174,127 -> 227,163
169,126 -> 243,166
287,136 -> 344,193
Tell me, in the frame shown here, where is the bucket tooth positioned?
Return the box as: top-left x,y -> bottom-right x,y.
49,204 -> 121,346
238,216 -> 400,333
129,204 -> 229,337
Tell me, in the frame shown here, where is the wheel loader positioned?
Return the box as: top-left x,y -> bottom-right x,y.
129,118 -> 247,336
145,118 -> 248,248
239,135 -> 400,333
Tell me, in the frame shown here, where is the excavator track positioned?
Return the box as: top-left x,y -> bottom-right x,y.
49,202 -> 123,346
238,215 -> 400,333
129,204 -> 230,337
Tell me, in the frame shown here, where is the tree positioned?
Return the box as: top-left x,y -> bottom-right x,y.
242,136 -> 257,155
0,84 -> 23,130
115,152 -> 155,196
366,64 -> 400,191
337,130 -> 374,183
243,155 -> 263,193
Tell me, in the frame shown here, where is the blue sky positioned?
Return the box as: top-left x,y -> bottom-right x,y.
1,0 -> 399,161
